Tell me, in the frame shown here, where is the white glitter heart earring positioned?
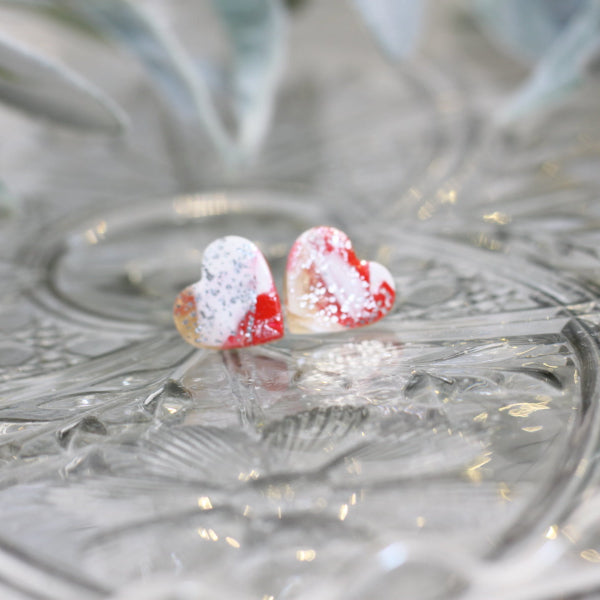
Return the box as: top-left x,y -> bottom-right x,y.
173,236 -> 284,350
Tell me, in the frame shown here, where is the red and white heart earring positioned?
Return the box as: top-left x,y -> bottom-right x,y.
173,236 -> 284,350
285,226 -> 395,334
173,227 -> 396,350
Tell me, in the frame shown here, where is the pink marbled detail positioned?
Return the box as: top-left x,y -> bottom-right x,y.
174,236 -> 283,350
285,226 -> 395,334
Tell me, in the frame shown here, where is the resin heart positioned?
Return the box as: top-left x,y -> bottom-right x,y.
285,226 -> 396,334
173,236 -> 284,349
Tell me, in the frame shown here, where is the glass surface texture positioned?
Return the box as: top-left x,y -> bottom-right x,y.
1,2 -> 600,600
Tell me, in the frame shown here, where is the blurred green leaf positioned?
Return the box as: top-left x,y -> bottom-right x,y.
496,1 -> 600,124
4,0 -> 289,162
212,0 -> 287,153
351,0 -> 424,60
0,31 -> 127,132
0,180 -> 16,216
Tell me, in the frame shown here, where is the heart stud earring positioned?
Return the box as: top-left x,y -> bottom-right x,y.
173,236 -> 284,350
285,226 -> 395,334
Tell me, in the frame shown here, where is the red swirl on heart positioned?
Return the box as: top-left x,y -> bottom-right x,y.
173,236 -> 284,349
285,226 -> 395,334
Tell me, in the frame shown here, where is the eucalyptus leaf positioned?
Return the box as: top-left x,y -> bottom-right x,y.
0,31 -> 127,132
3,0 -> 288,162
351,0 -> 424,60
212,0 -> 287,153
0,180 -> 17,216
497,1 -> 600,125
33,0 -> 234,158
473,0 -> 585,63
